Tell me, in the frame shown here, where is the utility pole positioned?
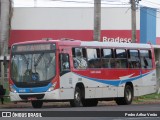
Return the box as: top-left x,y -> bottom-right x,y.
130,0 -> 141,43
131,0 -> 137,43
94,0 -> 101,41
34,0 -> 37,7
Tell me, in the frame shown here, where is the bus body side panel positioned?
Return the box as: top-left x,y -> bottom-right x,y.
59,68 -> 147,99
59,68 -> 157,99
136,48 -> 157,96
59,72 -> 74,99
137,69 -> 157,96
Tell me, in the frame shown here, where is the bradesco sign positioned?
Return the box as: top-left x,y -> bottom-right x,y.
102,36 -> 132,43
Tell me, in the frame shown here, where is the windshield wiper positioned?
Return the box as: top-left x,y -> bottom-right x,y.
34,53 -> 44,67
21,55 -> 30,70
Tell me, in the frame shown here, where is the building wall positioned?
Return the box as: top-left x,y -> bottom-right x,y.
140,7 -> 156,44
10,7 -> 141,46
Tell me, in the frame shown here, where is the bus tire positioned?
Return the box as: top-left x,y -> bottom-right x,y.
31,101 -> 43,108
115,85 -> 133,105
82,99 -> 98,107
70,87 -> 82,107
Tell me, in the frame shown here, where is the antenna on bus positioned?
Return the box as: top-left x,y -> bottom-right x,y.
42,38 -> 53,41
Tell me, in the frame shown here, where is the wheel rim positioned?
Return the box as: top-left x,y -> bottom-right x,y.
126,88 -> 132,102
75,91 -> 81,104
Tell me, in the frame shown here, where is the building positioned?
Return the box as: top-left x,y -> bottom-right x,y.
9,7 -> 159,47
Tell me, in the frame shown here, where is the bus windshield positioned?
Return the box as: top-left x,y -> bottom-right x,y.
11,44 -> 56,87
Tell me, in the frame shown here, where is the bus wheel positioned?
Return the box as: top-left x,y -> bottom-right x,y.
82,99 -> 98,107
31,101 -> 43,108
70,87 -> 82,107
115,85 -> 133,105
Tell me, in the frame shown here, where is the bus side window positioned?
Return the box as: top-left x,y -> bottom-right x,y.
115,49 -> 127,68
128,50 -> 140,68
72,48 -> 87,69
140,50 -> 152,69
101,49 -> 114,68
87,48 -> 101,68
60,54 -> 70,72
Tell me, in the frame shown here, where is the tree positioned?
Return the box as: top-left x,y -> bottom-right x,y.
0,0 -> 13,56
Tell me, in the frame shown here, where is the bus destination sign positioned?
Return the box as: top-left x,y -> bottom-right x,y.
12,44 -> 55,52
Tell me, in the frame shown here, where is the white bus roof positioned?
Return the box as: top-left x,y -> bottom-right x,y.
81,41 -> 152,49
152,45 -> 160,49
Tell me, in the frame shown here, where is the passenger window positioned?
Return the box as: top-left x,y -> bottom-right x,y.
115,49 -> 127,68
72,48 -> 87,69
128,50 -> 140,68
140,50 -> 152,69
101,49 -> 115,68
87,48 -> 101,68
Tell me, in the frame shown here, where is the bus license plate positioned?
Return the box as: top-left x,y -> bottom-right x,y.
28,97 -> 37,101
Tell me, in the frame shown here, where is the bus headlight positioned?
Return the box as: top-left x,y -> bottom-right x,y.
10,85 -> 17,93
47,82 -> 57,92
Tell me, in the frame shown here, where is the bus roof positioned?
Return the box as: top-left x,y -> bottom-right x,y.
80,41 -> 152,49
12,39 -> 152,49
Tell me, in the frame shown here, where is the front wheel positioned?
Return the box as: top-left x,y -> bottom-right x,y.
70,87 -> 82,107
31,101 -> 43,108
115,85 -> 133,105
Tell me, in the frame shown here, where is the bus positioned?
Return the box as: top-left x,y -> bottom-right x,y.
9,39 -> 157,108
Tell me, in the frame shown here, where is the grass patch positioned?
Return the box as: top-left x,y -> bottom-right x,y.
133,93 -> 160,103
133,98 -> 144,103
138,93 -> 160,100
3,97 -> 11,103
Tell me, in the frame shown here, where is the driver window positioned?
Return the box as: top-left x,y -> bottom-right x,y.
60,54 -> 70,72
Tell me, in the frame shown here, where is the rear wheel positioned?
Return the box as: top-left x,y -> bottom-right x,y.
115,85 -> 133,105
70,87 -> 82,107
31,101 -> 43,108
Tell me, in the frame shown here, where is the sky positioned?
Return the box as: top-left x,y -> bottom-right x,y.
13,0 -> 160,8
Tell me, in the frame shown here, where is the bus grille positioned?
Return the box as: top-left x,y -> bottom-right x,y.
19,94 -> 45,100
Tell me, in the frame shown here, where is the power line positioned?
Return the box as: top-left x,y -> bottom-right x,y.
14,0 -> 160,10
145,0 -> 160,6
49,0 -> 130,5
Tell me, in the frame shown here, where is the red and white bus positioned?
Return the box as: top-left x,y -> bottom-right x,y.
9,39 -> 157,108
